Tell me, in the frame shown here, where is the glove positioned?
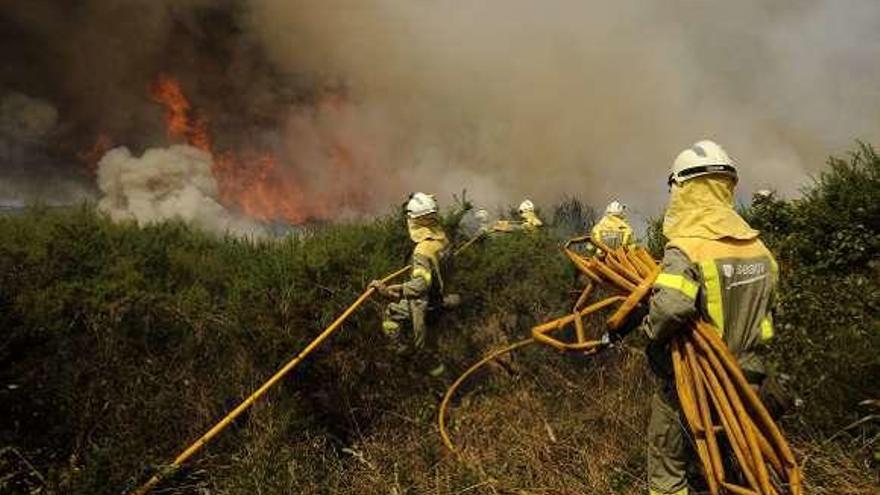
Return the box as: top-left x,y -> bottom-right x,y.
370,280 -> 401,298
369,280 -> 388,296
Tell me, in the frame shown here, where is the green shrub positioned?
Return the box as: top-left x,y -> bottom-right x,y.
746,144 -> 880,438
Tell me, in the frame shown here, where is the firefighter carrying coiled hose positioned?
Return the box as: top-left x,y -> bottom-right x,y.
440,139 -> 800,495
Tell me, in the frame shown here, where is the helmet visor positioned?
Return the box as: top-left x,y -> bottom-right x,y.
668,164 -> 737,186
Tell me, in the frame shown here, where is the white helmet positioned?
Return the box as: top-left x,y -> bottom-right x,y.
518,199 -> 535,213
605,200 -> 626,216
474,208 -> 490,221
669,140 -> 738,186
405,192 -> 438,218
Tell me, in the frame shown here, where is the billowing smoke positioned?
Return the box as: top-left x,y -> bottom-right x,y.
0,92 -> 57,143
246,0 -> 880,219
97,145 -> 262,235
2,1 -> 879,229
0,91 -> 92,206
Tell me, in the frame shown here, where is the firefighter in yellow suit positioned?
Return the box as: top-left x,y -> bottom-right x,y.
517,199 -> 544,232
641,140 -> 778,495
492,199 -> 544,233
370,192 -> 450,377
591,200 -> 634,249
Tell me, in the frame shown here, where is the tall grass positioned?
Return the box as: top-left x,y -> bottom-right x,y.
0,144 -> 878,493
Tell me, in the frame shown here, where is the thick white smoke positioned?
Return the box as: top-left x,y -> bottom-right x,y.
96,145 -> 262,235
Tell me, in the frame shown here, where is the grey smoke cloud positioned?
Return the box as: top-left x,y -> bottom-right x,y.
0,91 -> 92,205
1,0 -> 879,229
0,92 -> 57,142
246,0 -> 880,218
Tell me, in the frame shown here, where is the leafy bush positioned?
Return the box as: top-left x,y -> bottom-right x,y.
745,144 -> 880,440
0,202 -> 582,494
749,143 -> 880,272
550,195 -> 598,239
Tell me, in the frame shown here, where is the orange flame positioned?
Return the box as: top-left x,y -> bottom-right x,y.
145,74 -> 391,224
213,152 -> 312,223
150,74 -> 211,152
149,74 -> 317,223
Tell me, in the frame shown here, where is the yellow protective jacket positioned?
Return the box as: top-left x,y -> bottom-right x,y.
403,216 -> 450,302
520,211 -> 543,232
591,214 -> 634,249
643,177 -> 778,375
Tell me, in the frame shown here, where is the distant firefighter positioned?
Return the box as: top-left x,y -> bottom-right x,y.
370,192 -> 451,377
474,208 -> 492,233
751,189 -> 774,207
591,200 -> 634,249
460,207 -> 495,239
517,199 -> 544,231
493,199 -> 544,233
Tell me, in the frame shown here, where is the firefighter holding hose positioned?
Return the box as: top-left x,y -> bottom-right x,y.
370,192 -> 451,377
640,140 -> 780,495
517,199 -> 544,231
493,199 -> 544,233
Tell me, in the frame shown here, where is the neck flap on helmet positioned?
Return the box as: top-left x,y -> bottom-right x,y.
663,176 -> 758,241
407,214 -> 447,243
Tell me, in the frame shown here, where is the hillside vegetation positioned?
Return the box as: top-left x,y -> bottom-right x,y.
1,145 -> 878,494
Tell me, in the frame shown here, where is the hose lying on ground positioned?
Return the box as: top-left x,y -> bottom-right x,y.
440,241 -> 802,495
438,244 -> 654,452
438,338 -> 536,452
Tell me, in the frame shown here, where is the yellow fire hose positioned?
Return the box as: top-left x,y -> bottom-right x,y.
438,241 -> 651,453
438,239 -> 803,495
131,228 -> 488,495
438,338 -> 537,452
129,265 -> 409,495
672,321 -> 802,495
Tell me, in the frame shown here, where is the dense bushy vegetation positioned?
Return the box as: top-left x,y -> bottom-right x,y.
0,205 -> 581,493
0,144 -> 877,494
746,144 -> 880,444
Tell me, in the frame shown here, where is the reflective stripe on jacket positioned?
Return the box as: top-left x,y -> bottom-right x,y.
644,237 -> 778,374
